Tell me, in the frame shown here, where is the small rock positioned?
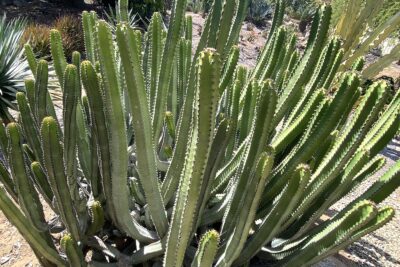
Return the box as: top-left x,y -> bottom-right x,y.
0,256 -> 10,264
370,47 -> 382,57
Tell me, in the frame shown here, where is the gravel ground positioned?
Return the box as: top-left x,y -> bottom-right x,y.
314,138 -> 400,267
330,138 -> 400,267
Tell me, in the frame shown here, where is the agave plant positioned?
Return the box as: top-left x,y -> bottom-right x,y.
0,15 -> 30,123
0,0 -> 399,266
104,0 -> 142,31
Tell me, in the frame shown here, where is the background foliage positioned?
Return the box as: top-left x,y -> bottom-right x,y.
0,15 -> 30,123
21,15 -> 84,61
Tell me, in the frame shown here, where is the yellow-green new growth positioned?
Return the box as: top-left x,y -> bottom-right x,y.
192,230 -> 220,267
61,234 -> 86,267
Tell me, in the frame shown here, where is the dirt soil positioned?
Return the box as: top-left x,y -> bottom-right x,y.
0,214 -> 40,266
0,8 -> 399,267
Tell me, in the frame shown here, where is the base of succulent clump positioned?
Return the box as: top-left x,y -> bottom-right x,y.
1,142 -> 399,266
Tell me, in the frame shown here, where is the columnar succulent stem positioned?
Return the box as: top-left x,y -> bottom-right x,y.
192,230 -> 220,267
116,25 -> 168,237
164,49 -> 220,267
8,123 -> 48,233
41,116 -> 82,242
153,0 -> 186,141
96,21 -> 158,242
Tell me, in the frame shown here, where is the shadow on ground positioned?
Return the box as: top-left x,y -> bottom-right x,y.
345,240 -> 400,267
381,138 -> 400,161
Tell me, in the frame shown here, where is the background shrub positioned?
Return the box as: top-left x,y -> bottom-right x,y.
130,0 -> 164,18
186,0 -> 205,13
21,15 -> 84,60
97,0 -> 164,19
247,0 -> 274,26
21,24 -> 51,60
53,15 -> 84,57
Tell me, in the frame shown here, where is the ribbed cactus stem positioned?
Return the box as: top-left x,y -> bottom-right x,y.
283,200 -> 377,266
274,5 -> 331,126
61,234 -> 86,267
273,89 -> 326,153
191,230 -> 220,267
0,120 -> 8,156
329,206 -> 395,261
153,0 -> 187,141
41,116 -> 82,242
24,44 -> 37,77
185,15 -> 192,41
352,56 -> 365,71
164,49 -> 220,267
224,0 -> 249,58
86,201 -> 105,235
252,1 -> 284,80
322,48 -> 344,89
236,164 -> 311,265
16,92 -> 42,163
23,79 -> 35,108
284,81 -> 388,241
262,72 -> 361,205
146,12 -> 163,111
7,123 -> 48,232
72,51 -> 81,69
63,64 -> 85,214
34,60 -> 49,123
362,44 -> 400,79
82,11 -> 97,63
164,145 -> 173,159
96,21 -> 158,242
357,160 -> 400,205
260,26 -> 287,81
116,25 -> 168,237
204,0 -> 222,48
216,0 -> 236,56
22,144 -> 35,162
76,102 -> 91,182
217,149 -> 275,267
50,29 -> 67,89
165,111 -> 176,139
81,60 -> 118,221
30,161 -> 54,206
0,162 -> 17,201
129,177 -> 146,206
118,0 -> 129,22
219,45 -> 239,94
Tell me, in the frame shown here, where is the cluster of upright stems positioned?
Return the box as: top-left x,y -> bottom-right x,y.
0,0 -> 399,266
